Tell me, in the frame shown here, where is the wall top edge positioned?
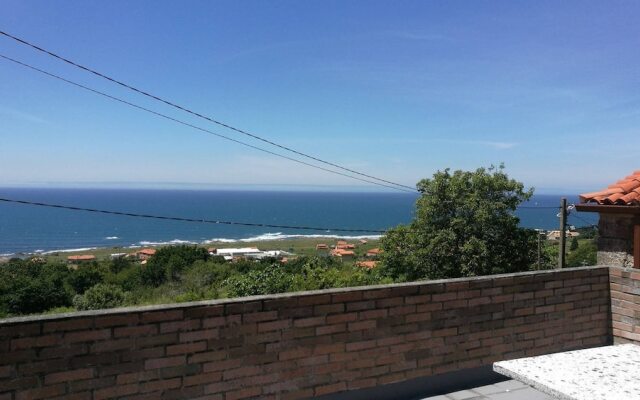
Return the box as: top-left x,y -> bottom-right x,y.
0,266 -> 609,326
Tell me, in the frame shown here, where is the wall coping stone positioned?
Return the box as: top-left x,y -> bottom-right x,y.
0,265 -> 609,326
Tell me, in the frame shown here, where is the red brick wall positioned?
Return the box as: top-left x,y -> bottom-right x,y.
610,266 -> 640,343
0,266 -> 610,400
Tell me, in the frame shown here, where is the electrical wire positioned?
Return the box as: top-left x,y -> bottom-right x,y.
0,30 -> 416,192
0,53 -> 415,194
0,197 -> 387,233
569,212 -> 598,229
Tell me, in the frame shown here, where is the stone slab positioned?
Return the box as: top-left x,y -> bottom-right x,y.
493,344 -> 640,400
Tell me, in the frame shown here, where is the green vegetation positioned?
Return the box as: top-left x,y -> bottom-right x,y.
0,245 -> 387,318
380,166 -> 538,281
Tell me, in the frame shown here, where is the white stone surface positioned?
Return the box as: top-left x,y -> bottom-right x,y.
494,344 -> 640,400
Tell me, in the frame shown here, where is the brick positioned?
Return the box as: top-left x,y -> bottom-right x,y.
348,320 -> 376,331
226,387 -> 262,400
145,356 -> 186,370
140,378 -> 181,393
16,384 -> 66,400
65,329 -> 111,343
114,324 -> 157,338
315,382 -> 347,397
160,319 -> 200,333
44,318 -> 94,332
298,294 -> 331,306
316,323 -> 346,335
180,328 -> 219,342
294,316 -> 325,328
94,384 -> 139,400
12,334 -> 60,350
141,310 -> 184,323
432,292 -> 457,302
280,347 -> 313,361
345,339 -> 376,352
331,291 -> 363,303
45,368 -> 94,384
184,305 -> 224,319
258,319 -> 291,332
327,312 -> 358,324
167,341 -> 207,355
243,311 -> 278,323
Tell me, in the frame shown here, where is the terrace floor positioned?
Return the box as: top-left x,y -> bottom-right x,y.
420,380 -> 553,400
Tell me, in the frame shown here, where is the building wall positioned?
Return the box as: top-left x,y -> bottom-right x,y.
598,213 -> 640,266
610,266 -> 640,344
0,266 -> 610,400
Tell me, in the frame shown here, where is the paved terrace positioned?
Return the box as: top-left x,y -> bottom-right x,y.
422,380 -> 552,400
1,265 -> 637,399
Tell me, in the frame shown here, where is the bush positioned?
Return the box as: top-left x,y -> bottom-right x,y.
73,283 -> 126,311
224,264 -> 292,297
67,264 -> 105,294
0,261 -> 73,316
141,245 -> 209,286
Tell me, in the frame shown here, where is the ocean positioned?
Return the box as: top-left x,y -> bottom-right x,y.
0,188 -> 598,256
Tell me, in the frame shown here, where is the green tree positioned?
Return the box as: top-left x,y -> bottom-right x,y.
141,245 -> 209,286
0,261 -> 73,315
73,283 -> 126,311
566,240 -> 597,267
67,263 -> 105,294
381,166 -> 537,280
570,237 -> 579,251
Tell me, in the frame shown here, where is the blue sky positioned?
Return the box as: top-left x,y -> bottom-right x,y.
1,1 -> 639,193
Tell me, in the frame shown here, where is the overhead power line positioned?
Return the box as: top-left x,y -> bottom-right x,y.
0,53 -> 415,194
0,30 -> 416,192
0,197 -> 387,233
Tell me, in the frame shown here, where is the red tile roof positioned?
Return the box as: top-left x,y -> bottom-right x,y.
67,255 -> 96,261
580,171 -> 640,205
355,261 -> 378,269
331,249 -> 355,256
137,249 -> 157,256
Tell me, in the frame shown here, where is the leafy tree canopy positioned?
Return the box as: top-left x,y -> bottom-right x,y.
380,165 -> 537,280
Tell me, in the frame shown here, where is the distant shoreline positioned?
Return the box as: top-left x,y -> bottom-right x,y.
1,235 -> 383,260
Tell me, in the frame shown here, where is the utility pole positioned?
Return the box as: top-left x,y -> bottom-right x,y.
559,198 -> 567,268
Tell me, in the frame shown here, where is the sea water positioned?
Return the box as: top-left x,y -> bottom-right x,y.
0,188 -> 597,255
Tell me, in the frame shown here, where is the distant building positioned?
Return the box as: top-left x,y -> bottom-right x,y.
359,239 -> 368,245
136,249 -> 157,261
67,255 -> 96,264
331,249 -> 355,262
546,231 -> 580,241
215,247 -> 293,261
336,244 -> 355,250
356,261 -> 378,269
366,248 -> 383,258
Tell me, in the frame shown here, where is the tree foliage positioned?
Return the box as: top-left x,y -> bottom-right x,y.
381,166 -> 538,280
141,245 -> 209,286
73,283 -> 126,311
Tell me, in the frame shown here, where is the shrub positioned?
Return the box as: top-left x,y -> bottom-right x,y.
73,283 -> 126,311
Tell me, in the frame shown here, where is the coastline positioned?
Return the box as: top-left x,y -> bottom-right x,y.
1,235 -> 382,262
